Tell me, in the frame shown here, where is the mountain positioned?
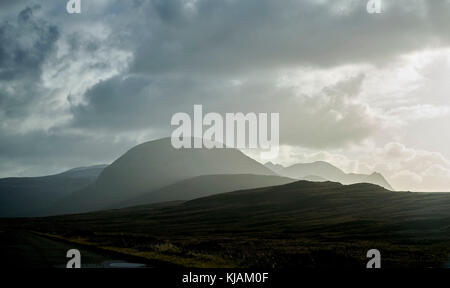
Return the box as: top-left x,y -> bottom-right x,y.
264,162 -> 286,175
0,165 -> 106,217
115,174 -> 296,209
301,175 -> 327,182
345,172 -> 393,190
51,138 -> 276,214
284,161 -> 346,180
265,161 -> 393,190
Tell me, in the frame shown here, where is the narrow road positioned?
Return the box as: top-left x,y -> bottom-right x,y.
0,230 -> 148,268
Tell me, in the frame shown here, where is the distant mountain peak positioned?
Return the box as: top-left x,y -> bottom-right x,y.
363,172 -> 394,191
267,160 -> 394,191
264,162 -> 286,175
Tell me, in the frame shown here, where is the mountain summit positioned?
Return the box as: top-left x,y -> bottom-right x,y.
51,138 -> 276,214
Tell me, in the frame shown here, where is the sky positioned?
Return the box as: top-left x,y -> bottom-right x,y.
1,0 -> 450,191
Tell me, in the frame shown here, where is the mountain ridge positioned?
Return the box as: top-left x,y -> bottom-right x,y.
265,161 -> 393,190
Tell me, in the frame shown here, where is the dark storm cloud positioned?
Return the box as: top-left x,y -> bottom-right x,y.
72,75 -> 153,130
69,0 -> 450,145
71,74 -> 224,131
0,5 -> 59,119
126,0 -> 450,75
72,71 -> 377,148
0,5 -> 58,79
0,0 -> 29,13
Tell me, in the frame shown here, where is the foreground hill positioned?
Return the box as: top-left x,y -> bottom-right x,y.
50,138 -> 275,214
115,174 -> 296,208
0,165 -> 106,217
265,161 -> 393,190
9,180 -> 450,268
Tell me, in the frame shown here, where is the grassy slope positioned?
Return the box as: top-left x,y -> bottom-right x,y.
3,180 -> 450,268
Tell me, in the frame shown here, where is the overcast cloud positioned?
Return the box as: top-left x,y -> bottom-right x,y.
1,0 -> 450,191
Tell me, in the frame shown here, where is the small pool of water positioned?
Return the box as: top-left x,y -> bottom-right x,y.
108,262 -> 147,268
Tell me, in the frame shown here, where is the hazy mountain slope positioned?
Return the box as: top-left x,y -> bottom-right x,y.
301,175 -> 327,182
0,165 -> 106,217
264,162 -> 286,175
115,174 -> 296,209
51,138 -> 276,214
284,161 -> 347,180
345,172 -> 393,190
60,165 -> 108,179
265,161 -> 393,190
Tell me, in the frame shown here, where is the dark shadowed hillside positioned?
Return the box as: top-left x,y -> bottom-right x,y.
0,165 -> 106,217
9,180 -> 450,268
